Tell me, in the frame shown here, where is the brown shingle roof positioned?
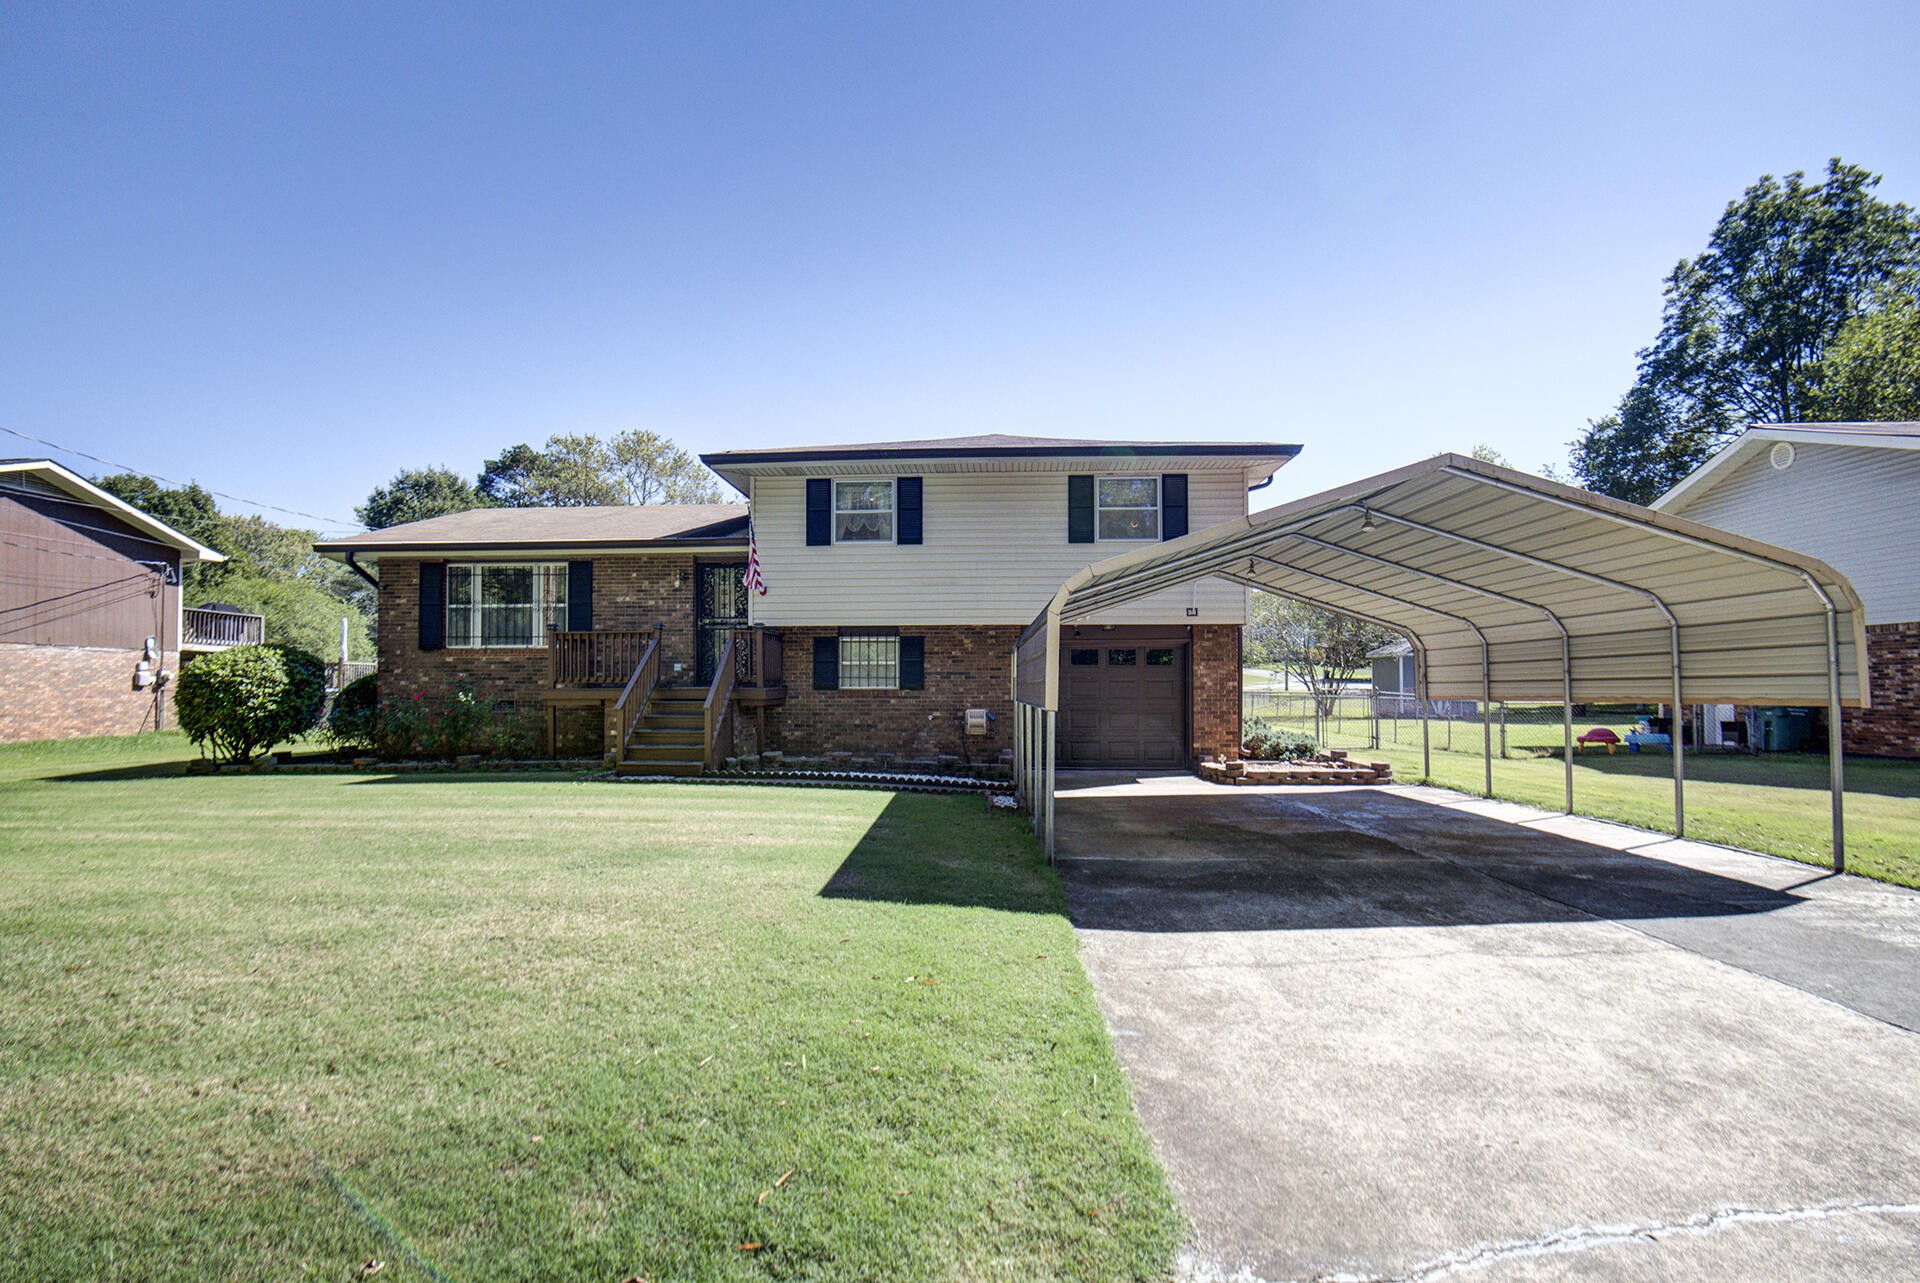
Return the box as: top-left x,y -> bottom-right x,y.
314,504 -> 748,553
701,433 -> 1301,466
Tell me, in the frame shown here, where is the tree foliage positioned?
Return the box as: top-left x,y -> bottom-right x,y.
175,643 -> 327,763
1574,159 -> 1920,501
357,467 -> 490,529
1810,289 -> 1920,421
1245,594 -> 1393,715
475,430 -> 724,506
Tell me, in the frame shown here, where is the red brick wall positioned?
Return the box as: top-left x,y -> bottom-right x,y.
766,626 -> 1019,760
0,642 -> 169,743
1189,624 -> 1242,762
376,555 -> 702,708
1844,621 -> 1920,759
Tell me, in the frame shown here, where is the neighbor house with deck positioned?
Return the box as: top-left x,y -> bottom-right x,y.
0,459 -> 239,742
315,435 -> 1299,773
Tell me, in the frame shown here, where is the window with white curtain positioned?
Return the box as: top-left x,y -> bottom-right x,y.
833,480 -> 895,543
446,563 -> 568,647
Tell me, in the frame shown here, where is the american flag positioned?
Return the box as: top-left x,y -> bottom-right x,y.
743,519 -> 767,595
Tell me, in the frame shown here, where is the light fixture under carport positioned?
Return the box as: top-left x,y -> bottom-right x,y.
1014,454 -> 1867,871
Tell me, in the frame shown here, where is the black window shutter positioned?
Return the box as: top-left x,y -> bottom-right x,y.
1067,475 -> 1095,543
418,562 -> 445,651
1162,473 -> 1188,540
811,635 -> 839,689
900,635 -> 925,690
806,478 -> 832,546
566,560 -> 593,631
897,476 -> 923,545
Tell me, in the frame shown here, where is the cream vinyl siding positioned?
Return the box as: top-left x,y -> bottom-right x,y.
749,471 -> 1248,626
1668,443 -> 1920,626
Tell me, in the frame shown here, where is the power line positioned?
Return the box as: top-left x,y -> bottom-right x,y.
1,424 -> 367,531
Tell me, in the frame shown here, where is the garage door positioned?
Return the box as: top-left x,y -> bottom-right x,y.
1061,643 -> 1186,767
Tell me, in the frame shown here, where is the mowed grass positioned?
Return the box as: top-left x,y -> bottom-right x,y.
1367,739 -> 1920,889
0,734 -> 1182,1282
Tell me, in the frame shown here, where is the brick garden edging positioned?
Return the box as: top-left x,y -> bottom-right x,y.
1198,749 -> 1393,786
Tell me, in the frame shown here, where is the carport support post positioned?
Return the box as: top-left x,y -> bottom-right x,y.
1043,708 -> 1056,862
1670,623 -> 1685,839
1561,634 -> 1573,815
1825,604 -> 1846,874
1480,647 -> 1493,799
1417,644 -> 1431,783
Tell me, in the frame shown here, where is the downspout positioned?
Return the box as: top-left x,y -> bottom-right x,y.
345,550 -> 380,590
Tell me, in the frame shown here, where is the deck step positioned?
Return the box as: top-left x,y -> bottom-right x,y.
624,740 -> 707,761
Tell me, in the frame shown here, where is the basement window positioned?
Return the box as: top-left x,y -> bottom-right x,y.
838,634 -> 900,689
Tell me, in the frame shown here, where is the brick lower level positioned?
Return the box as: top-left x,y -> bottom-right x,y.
0,642 -> 170,743
756,623 -> 1242,766
1843,621 -> 1920,759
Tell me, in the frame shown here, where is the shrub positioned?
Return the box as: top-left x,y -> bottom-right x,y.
372,681 -> 544,760
325,673 -> 379,752
1241,717 -> 1318,761
175,643 -> 328,763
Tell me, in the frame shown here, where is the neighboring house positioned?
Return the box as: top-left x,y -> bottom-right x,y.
316,435 -> 1299,771
1368,637 -> 1415,696
1,459 -> 230,743
1652,422 -> 1920,759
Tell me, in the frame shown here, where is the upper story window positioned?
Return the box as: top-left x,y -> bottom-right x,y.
1096,476 -> 1161,540
446,563 -> 567,647
835,480 -> 895,543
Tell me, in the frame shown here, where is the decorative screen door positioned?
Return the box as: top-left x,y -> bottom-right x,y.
696,563 -> 749,684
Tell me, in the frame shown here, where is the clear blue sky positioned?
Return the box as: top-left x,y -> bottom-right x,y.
4,1 -> 1918,533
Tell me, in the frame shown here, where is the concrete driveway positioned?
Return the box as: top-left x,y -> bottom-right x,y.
1055,773 -> 1920,1282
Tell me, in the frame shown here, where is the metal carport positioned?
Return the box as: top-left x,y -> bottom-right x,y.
1012,454 -> 1869,867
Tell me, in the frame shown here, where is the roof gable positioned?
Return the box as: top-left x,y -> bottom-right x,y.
0,459 -> 226,562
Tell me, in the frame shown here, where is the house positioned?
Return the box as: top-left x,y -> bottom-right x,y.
1367,637 -> 1415,696
1,459 -> 231,742
315,435 -> 1300,771
1652,422 -> 1920,758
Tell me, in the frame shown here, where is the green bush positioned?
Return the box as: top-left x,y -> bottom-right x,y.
175,644 -> 328,763
373,680 -> 546,760
1241,717 -> 1318,762
324,673 -> 379,751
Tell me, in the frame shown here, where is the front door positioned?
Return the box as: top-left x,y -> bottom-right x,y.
696,563 -> 749,684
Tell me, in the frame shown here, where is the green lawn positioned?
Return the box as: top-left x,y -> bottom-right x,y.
0,734 -> 1181,1282
1366,739 -> 1920,889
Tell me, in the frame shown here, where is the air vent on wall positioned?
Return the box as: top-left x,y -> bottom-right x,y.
1769,441 -> 1796,471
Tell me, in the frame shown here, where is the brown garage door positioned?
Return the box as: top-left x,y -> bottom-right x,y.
1061,643 -> 1187,767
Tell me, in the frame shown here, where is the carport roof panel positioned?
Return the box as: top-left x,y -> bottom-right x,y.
1023,454 -> 1867,707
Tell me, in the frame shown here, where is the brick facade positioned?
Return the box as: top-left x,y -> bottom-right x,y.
1843,621 -> 1920,759
764,626 -> 1020,761
376,555 -> 706,707
760,622 -> 1243,767
0,642 -> 170,743
1188,624 -> 1242,762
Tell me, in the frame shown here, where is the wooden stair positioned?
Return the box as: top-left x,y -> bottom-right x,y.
616,687 -> 708,777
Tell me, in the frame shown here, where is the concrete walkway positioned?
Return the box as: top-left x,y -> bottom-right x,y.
1054,772 -> 1920,1282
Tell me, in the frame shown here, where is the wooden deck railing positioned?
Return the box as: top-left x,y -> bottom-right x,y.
612,637 -> 661,758
550,629 -> 656,688
704,633 -> 739,770
734,626 -> 783,689
183,607 -> 264,649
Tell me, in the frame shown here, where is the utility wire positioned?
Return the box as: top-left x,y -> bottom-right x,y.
1,424 -> 367,531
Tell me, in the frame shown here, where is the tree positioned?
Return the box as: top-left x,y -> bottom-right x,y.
1810,290 -> 1920,421
1246,594 -> 1393,716
175,643 -> 327,763
476,430 -> 724,506
358,466 -> 490,529
1574,159 -> 1920,500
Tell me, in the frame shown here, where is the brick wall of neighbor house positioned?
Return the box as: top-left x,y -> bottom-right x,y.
766,626 -> 1021,761
1189,624 -> 1242,762
376,555 -> 703,710
1843,622 -> 1920,759
0,642 -> 168,743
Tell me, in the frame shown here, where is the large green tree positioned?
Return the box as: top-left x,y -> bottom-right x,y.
1810,289 -> 1920,421
1574,159 -> 1920,502
476,430 -> 724,506
1246,593 -> 1392,715
357,466 -> 490,529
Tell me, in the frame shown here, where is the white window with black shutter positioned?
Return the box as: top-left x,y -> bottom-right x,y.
1069,473 -> 1187,543
811,632 -> 925,690
441,562 -> 570,647
806,477 -> 923,545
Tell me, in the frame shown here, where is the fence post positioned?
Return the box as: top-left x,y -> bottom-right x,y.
1499,703 -> 1507,760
